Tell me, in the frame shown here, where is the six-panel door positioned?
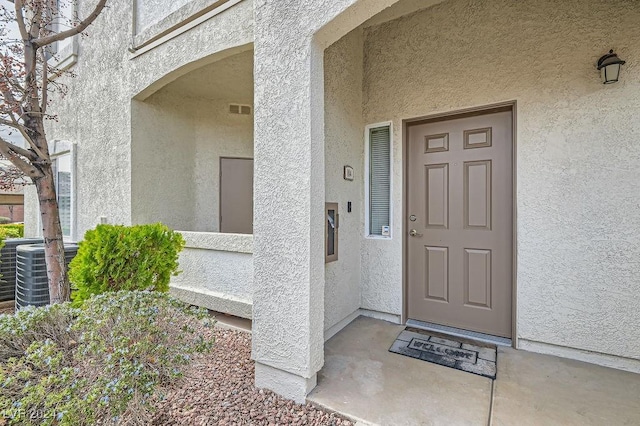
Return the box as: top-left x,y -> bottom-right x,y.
407,111 -> 513,337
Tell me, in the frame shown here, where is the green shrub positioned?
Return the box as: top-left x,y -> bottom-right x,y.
0,217 -> 10,225
0,291 -> 214,425
0,224 -> 24,239
0,224 -> 23,283
69,224 -> 185,306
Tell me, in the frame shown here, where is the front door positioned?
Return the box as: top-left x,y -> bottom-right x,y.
407,110 -> 513,337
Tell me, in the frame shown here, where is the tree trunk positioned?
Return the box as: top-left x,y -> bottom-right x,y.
34,163 -> 69,303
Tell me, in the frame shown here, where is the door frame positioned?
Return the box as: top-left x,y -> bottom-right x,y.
401,101 -> 518,346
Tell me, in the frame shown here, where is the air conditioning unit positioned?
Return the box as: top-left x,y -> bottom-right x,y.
0,238 -> 43,302
16,243 -> 79,309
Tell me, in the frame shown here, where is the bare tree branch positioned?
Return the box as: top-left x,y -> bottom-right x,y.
0,137 -> 38,161
40,48 -> 48,113
28,2 -> 41,40
0,117 -> 23,130
0,136 -> 43,179
13,1 -> 29,42
0,111 -> 49,160
0,158 -> 29,191
33,0 -> 107,47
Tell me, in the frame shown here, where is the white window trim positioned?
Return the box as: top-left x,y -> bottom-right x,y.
38,141 -> 77,242
364,121 -> 393,240
48,2 -> 79,72
51,36 -> 78,72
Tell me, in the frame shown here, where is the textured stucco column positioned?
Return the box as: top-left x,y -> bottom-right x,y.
252,25 -> 326,405
251,0 -> 401,402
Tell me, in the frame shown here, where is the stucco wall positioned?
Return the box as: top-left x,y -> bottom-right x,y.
323,29 -> 364,334
131,91 -> 196,230
360,0 -> 640,360
40,0 -> 134,236
170,231 -> 253,319
135,0 -> 194,32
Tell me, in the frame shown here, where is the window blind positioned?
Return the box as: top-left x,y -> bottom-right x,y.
57,171 -> 72,237
369,125 -> 391,236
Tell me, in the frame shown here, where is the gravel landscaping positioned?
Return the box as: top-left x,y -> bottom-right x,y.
149,327 -> 353,426
0,302 -> 13,316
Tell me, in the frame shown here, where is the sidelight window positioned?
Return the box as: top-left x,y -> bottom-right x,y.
365,123 -> 392,238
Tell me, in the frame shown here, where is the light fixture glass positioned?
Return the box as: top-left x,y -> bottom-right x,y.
597,50 -> 626,84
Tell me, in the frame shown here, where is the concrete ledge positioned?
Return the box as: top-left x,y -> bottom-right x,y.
178,231 -> 253,253
134,0 -> 229,46
518,339 -> 640,374
132,0 -> 243,56
51,38 -> 78,72
255,362 -> 317,404
170,284 -> 252,319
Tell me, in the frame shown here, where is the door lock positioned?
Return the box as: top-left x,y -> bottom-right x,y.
409,229 -> 423,237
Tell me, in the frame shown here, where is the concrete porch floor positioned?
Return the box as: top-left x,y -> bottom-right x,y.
308,317 -> 640,425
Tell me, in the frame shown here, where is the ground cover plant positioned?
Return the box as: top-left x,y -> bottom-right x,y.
0,290 -> 213,425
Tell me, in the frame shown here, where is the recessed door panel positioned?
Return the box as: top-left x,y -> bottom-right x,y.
464,248 -> 492,309
425,246 -> 449,302
425,133 -> 449,153
425,164 -> 449,229
464,160 -> 492,230
464,127 -> 492,149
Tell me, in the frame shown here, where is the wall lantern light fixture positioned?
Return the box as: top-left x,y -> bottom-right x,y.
597,49 -> 626,84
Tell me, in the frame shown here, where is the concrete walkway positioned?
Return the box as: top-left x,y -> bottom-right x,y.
307,317 -> 640,426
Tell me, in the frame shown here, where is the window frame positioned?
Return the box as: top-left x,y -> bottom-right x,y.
47,141 -> 77,242
364,121 -> 393,240
44,0 -> 79,71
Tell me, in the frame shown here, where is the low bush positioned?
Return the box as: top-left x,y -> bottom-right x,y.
0,291 -> 214,425
0,224 -> 25,239
69,223 -> 185,306
0,217 -> 10,225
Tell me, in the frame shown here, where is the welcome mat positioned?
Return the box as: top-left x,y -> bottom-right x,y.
389,327 -> 497,379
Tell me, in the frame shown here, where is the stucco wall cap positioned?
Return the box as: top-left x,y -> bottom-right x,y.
179,231 -> 253,253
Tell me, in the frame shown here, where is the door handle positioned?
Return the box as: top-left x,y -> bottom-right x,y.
409,229 -> 423,237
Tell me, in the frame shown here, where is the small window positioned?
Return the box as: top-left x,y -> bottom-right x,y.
53,153 -> 73,239
366,123 -> 392,237
45,141 -> 76,241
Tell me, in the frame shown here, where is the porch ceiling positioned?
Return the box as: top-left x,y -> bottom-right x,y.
159,49 -> 253,101
362,0 -> 446,28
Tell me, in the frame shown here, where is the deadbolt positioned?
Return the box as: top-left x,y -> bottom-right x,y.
409,215 -> 417,222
